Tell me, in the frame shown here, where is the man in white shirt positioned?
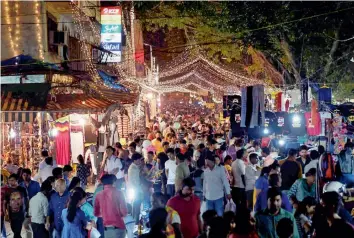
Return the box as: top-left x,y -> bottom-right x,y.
231,148 -> 247,207
38,151 -> 57,170
165,148 -> 177,198
28,180 -> 52,238
190,131 -> 201,149
103,146 -> 124,189
35,157 -> 54,183
203,155 -> 231,216
245,153 -> 260,210
127,153 -> 144,223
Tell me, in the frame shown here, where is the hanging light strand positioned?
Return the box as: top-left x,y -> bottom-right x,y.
34,0 -> 44,60
70,2 -> 119,102
14,0 -> 20,54
3,0 -> 16,55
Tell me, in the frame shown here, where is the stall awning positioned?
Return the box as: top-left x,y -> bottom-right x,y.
1,84 -> 51,111
0,111 -> 69,123
1,111 -> 38,123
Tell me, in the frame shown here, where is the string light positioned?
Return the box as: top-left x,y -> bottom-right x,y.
34,0 -> 44,60
14,1 -> 20,53
71,2 -> 120,102
3,0 -> 16,55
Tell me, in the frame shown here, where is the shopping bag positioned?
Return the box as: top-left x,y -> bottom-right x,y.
90,227 -> 101,238
224,199 -> 236,213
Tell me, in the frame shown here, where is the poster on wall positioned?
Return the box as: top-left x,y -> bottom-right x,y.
100,6 -> 122,62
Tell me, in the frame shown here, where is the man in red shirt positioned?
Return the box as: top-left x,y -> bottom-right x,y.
94,174 -> 128,238
167,177 -> 202,238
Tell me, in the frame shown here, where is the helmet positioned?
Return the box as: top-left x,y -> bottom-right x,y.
323,181 -> 347,196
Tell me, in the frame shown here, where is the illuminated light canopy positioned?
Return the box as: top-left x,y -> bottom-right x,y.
34,0 -> 44,60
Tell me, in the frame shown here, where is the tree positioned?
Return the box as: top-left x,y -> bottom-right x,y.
136,1 -> 354,97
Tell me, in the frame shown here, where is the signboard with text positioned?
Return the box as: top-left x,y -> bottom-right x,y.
100,6 -> 122,62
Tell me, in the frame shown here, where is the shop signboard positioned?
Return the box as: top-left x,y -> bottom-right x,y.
100,6 -> 122,62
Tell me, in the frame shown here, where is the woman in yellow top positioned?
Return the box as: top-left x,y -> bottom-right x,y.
224,156 -> 233,184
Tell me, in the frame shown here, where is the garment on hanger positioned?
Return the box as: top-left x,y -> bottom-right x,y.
274,111 -> 290,135
70,131 -> 84,164
275,92 -> 282,112
230,95 -> 244,137
319,112 -> 332,136
289,113 -> 306,136
305,112 -> 321,136
318,87 -> 332,104
241,88 -> 247,128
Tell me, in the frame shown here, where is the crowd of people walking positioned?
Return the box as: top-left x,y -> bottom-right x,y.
1,114 -> 354,238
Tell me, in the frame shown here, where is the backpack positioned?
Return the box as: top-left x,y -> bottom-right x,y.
320,153 -> 335,181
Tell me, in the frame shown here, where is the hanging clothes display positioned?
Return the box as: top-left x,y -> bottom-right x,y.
311,100 -> 320,127
301,79 -> 309,106
289,113 -> 306,136
55,117 -> 71,166
230,95 -> 244,137
245,86 -> 253,127
274,111 -> 290,135
319,112 -> 332,136
250,85 -> 265,128
287,89 -> 301,107
318,87 -> 332,104
241,87 -> 247,127
275,92 -> 282,112
85,145 -> 98,176
97,114 -> 107,153
241,85 -> 265,128
304,112 -> 321,136
70,131 -> 84,164
285,99 -> 290,112
109,119 -> 119,145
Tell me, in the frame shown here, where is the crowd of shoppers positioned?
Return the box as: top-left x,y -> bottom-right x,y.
1,113 -> 354,238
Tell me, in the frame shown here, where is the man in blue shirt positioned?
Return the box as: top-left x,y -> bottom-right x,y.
255,187 -> 299,238
48,178 -> 70,238
19,168 -> 40,200
62,165 -> 73,188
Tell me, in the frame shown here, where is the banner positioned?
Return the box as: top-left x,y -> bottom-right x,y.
100,6 -> 122,62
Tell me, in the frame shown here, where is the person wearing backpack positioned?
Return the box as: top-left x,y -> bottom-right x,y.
190,159 -> 205,201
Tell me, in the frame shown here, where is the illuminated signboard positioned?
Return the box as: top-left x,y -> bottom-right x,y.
100,6 -> 122,62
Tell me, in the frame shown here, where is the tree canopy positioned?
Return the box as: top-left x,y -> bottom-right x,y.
135,1 -> 354,99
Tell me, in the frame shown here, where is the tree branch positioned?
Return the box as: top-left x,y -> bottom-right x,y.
279,35 -> 301,83
323,26 -> 341,80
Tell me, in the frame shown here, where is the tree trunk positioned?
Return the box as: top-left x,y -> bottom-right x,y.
279,34 -> 301,84
322,27 -> 341,81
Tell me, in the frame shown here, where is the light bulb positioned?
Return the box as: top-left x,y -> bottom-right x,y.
293,114 -> 300,123
9,129 -> 16,138
51,128 -> 58,137
264,128 -> 269,134
278,139 -> 285,146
